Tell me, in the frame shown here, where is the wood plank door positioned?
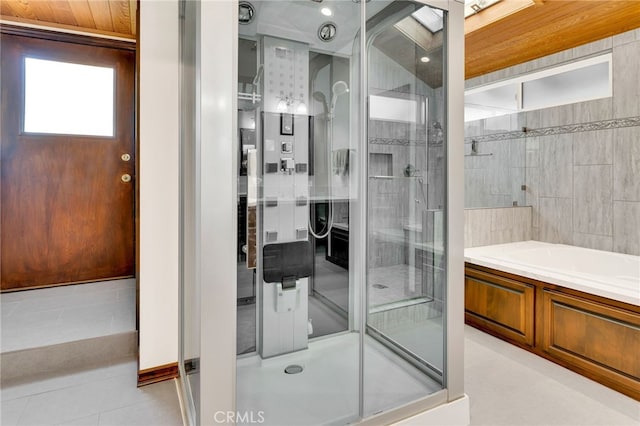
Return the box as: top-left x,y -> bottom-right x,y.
1,34 -> 135,291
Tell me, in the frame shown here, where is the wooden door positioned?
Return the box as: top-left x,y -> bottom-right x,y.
1,34 -> 135,291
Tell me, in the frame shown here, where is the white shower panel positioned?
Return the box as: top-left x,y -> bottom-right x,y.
262,37 -> 309,114
259,36 -> 311,358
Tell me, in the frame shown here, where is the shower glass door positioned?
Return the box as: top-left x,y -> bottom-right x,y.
364,0 -> 447,415
232,1 -> 454,424
235,2 -> 362,425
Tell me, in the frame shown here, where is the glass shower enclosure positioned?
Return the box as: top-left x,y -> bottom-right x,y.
179,0 -> 464,424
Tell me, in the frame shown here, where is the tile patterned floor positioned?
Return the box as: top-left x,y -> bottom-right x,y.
3,278 -> 637,426
1,280 -> 136,352
465,325 -> 640,426
1,326 -> 637,425
368,264 -> 423,306
0,360 -> 182,426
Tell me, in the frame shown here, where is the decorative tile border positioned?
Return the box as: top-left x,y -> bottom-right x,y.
464,116 -> 640,143
369,137 -> 426,146
369,137 -> 444,146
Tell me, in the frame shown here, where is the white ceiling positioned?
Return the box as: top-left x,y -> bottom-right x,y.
239,0 -> 393,55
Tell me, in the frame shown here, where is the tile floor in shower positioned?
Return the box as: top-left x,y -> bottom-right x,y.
236,332 -> 443,426
310,261 -> 427,309
235,253 -> 446,426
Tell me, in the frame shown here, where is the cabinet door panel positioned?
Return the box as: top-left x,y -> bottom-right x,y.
465,268 -> 535,346
541,290 -> 640,397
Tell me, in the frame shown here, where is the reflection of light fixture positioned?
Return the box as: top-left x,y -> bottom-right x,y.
296,102 -> 308,115
321,7 -> 332,16
275,95 -> 307,115
420,56 -> 430,63
276,99 -> 288,112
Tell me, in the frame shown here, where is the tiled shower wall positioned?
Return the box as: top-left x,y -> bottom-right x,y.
368,46 -> 445,267
465,28 -> 640,256
464,207 -> 531,248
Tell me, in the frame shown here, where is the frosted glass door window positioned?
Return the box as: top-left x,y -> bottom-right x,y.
24,58 -> 115,137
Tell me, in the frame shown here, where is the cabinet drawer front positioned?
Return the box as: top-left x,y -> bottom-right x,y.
541,290 -> 640,390
465,269 -> 535,346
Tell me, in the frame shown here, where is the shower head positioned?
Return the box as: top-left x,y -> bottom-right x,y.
330,81 -> 349,114
332,80 -> 349,97
312,91 -> 329,115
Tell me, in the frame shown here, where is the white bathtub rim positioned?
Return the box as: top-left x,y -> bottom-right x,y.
464,241 -> 640,307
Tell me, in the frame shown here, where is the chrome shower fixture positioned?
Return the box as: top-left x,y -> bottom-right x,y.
238,2 -> 255,25
318,22 -> 337,42
312,91 -> 329,115
330,81 -> 349,113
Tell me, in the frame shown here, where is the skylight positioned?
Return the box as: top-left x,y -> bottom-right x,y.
412,6 -> 443,33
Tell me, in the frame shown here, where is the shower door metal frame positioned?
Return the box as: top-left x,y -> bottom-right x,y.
355,0 -> 465,422
181,0 -> 464,423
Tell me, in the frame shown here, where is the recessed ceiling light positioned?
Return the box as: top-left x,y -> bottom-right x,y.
420,56 -> 430,63
321,7 -> 332,16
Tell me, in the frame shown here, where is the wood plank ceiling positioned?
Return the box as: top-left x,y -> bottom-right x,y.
2,0 -> 640,78
0,0 -> 136,39
465,0 -> 640,78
